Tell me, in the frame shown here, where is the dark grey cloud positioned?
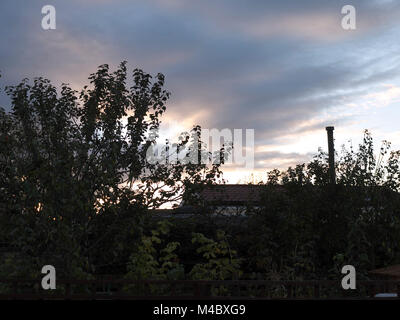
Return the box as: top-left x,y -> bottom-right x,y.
1,0 -> 400,171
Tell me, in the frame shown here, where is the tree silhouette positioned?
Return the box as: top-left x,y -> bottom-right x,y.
0,62 -> 225,278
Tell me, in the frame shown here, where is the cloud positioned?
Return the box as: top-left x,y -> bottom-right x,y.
1,0 -> 400,180
255,150 -> 315,168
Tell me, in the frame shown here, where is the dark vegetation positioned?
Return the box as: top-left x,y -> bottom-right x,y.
1,63 -> 400,292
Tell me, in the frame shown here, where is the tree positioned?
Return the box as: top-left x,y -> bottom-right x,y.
243,130 -> 400,280
0,62 -> 226,278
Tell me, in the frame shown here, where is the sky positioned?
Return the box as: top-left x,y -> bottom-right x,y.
1,0 -> 400,183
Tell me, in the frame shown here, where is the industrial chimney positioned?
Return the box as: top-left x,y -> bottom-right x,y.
326,126 -> 336,184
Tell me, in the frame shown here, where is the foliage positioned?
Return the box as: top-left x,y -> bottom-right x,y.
189,231 -> 242,281
123,220 -> 184,295
125,220 -> 184,281
242,130 -> 400,280
0,62 -> 224,279
1,60 -> 400,298
123,222 -> 241,295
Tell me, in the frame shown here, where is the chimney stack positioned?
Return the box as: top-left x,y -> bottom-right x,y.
326,126 -> 336,184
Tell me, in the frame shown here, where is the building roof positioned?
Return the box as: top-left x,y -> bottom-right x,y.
369,265 -> 400,280
198,184 -> 269,205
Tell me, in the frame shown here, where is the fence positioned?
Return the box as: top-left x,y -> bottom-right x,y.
0,278 -> 399,299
